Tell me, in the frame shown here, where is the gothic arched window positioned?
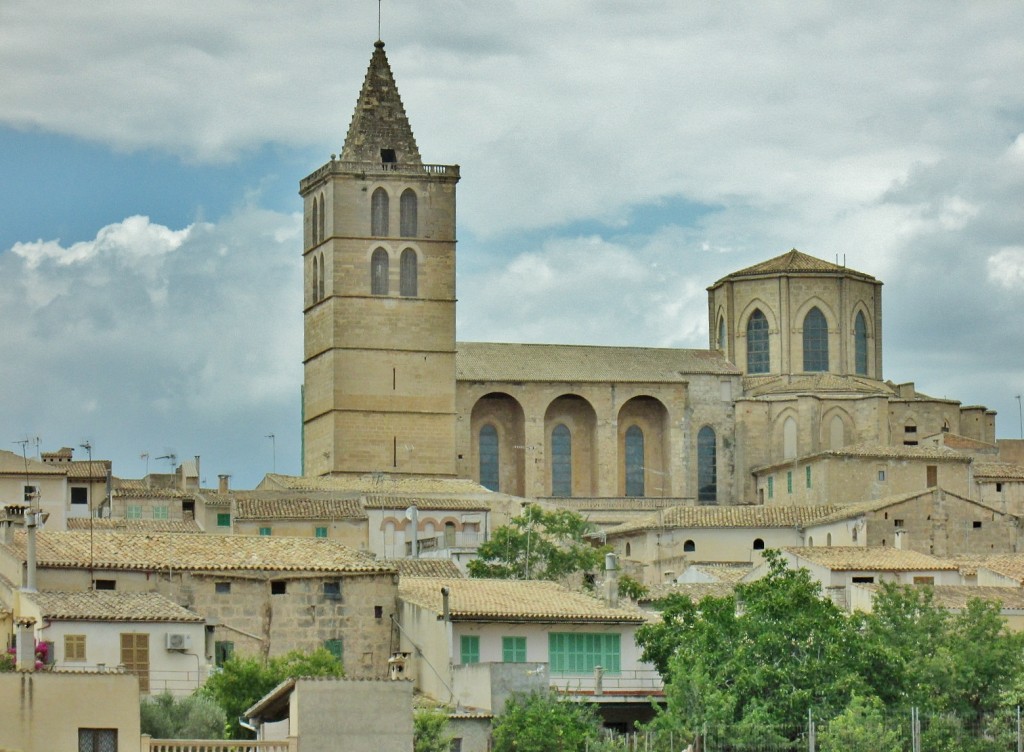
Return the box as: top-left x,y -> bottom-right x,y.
318,193 -> 325,243
698,426 -> 717,503
551,424 -> 572,497
479,424 -> 499,491
400,188 -> 417,237
717,315 -> 726,352
371,188 -> 389,237
318,252 -> 325,301
312,255 -> 319,303
746,309 -> 769,374
311,199 -> 319,246
400,248 -> 418,297
371,248 -> 389,295
625,425 -> 644,497
803,307 -> 829,372
854,311 -> 868,375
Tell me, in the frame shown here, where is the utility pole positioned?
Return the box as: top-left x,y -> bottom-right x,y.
266,434 -> 276,474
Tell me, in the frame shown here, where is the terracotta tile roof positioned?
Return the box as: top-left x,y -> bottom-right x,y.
855,583 -> 1024,611
456,342 -> 739,382
392,558 -> 464,578
688,563 -> 754,583
65,518 -> 203,533
113,480 -> 197,499
0,449 -> 65,476
712,249 -> 876,284
542,498 -> 681,512
260,473 -> 495,496
638,582 -> 736,604
743,373 -> 893,397
931,433 -> 998,452
803,491 -> 933,525
233,496 -> 367,521
399,577 -> 648,623
363,495 -> 490,512
24,591 -> 203,622
976,555 -> 1024,584
753,442 -> 971,475
65,460 -> 112,479
974,462 -> 1024,480
784,546 -> 958,571
602,504 -> 845,537
3,531 -> 396,574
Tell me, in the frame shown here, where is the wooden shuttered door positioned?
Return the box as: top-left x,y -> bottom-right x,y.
120,632 -> 150,692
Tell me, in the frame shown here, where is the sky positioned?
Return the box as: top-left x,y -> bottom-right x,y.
1,2 -> 1023,489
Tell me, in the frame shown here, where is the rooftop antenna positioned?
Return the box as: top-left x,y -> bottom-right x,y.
378,0 -> 382,41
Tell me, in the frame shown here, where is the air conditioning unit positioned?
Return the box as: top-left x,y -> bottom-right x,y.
165,633 -> 192,650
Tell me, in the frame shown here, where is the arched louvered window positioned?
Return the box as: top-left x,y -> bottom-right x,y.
479,424 -> 499,491
746,309 -> 769,374
551,424 -> 572,497
625,425 -> 644,497
312,255 -> 319,303
371,188 -> 389,236
311,199 -> 319,246
400,188 -> 417,237
317,193 -> 326,243
318,252 -> 325,301
698,426 -> 717,503
854,311 -> 868,376
803,307 -> 829,372
371,248 -> 389,295
400,248 -> 418,297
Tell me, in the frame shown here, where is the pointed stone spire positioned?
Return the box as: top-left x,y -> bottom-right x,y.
341,40 -> 422,165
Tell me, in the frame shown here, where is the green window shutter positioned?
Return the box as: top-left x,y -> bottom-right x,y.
767,477 -> 773,499
324,639 -> 343,663
806,465 -> 812,488
787,471 -> 793,494
217,513 -> 231,527
548,633 -> 620,675
502,636 -> 526,663
315,526 -> 328,538
214,641 -> 234,666
460,635 -> 480,664
259,527 -> 271,536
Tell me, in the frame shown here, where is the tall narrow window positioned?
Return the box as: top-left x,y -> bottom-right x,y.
854,311 -> 868,375
551,424 -> 572,497
400,248 -> 418,297
783,417 -> 797,459
746,309 -> 769,374
319,252 -> 325,300
625,425 -> 644,497
698,426 -> 717,503
120,633 -> 150,692
400,188 -> 417,237
717,316 -> 726,352
371,187 -> 389,236
311,198 -> 319,246
312,255 -> 319,302
479,424 -> 499,491
318,192 -> 326,243
371,248 -> 389,295
460,635 -> 480,664
803,307 -> 829,372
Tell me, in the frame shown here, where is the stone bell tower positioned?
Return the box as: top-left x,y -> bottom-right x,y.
300,40 -> 460,477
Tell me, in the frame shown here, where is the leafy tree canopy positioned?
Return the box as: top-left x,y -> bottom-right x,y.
414,707 -> 453,752
491,690 -> 602,752
140,692 -> 226,740
467,504 -> 609,582
199,648 -> 344,738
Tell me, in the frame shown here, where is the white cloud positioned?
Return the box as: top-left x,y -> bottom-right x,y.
987,247 -> 1024,291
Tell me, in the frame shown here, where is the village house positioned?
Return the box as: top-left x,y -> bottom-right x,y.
0,530 -> 399,679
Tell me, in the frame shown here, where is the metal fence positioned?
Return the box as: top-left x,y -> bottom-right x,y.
583,707 -> 1024,751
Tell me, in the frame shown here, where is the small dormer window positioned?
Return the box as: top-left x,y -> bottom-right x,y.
381,148 -> 397,164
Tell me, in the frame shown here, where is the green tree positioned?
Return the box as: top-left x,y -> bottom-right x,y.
617,573 -> 647,601
467,505 -> 608,582
641,550 -> 862,741
491,690 -> 602,752
200,647 -> 344,738
819,694 -> 901,752
414,707 -> 453,752
140,692 -> 226,739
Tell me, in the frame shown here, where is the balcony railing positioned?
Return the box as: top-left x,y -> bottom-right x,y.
551,668 -> 665,699
142,739 -> 296,752
300,160 -> 459,188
